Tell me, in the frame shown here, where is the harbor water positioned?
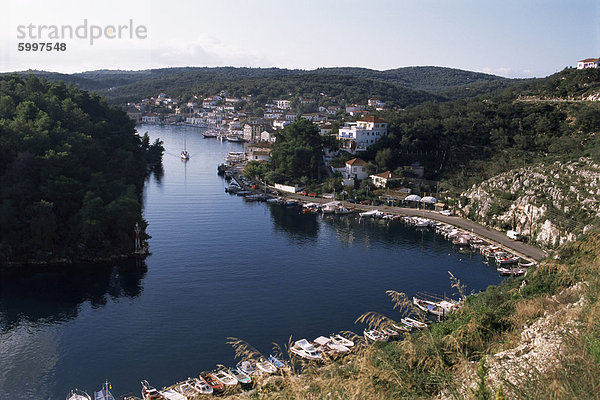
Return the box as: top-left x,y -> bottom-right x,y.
0,125 -> 503,399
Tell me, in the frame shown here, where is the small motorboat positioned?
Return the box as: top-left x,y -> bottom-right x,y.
334,206 -> 353,215
381,327 -> 400,340
213,368 -> 238,386
413,297 -> 460,317
391,322 -> 412,333
518,260 -> 536,268
141,380 -> 167,400
363,329 -> 388,342
190,377 -> 213,395
177,380 -> 199,398
268,354 -> 289,370
199,372 -> 225,395
497,267 -> 526,276
359,209 -> 383,218
67,389 -> 91,400
180,150 -> 190,160
228,367 -> 253,390
159,389 -> 186,400
237,360 -> 258,376
400,317 -> 428,329
94,381 -> 115,400
290,339 -> 323,360
256,358 -> 278,374
330,333 -> 354,348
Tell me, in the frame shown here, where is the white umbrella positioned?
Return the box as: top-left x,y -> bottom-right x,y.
405,194 -> 422,202
420,196 -> 437,204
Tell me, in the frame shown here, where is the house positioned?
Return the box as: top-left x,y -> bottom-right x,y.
273,119 -> 291,130
345,104 -> 366,114
285,113 -> 298,122
327,106 -> 340,115
260,130 -> 277,142
299,97 -> 316,104
344,158 -> 369,180
577,58 -> 599,69
243,119 -> 268,142
338,116 -> 388,152
370,171 -> 402,188
301,113 -> 321,122
368,98 -> 385,108
318,122 -> 333,136
274,99 -> 291,109
247,143 -> 272,162
142,114 -> 158,124
126,111 -> 142,123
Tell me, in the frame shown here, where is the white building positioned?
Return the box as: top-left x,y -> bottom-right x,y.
338,116 -> 388,152
273,119 -> 291,130
577,58 -> 599,69
344,158 -> 369,180
260,130 -> 277,142
370,171 -> 402,188
274,99 -> 291,109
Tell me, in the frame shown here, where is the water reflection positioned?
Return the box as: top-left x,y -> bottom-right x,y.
0,259 -> 147,332
269,205 -> 319,240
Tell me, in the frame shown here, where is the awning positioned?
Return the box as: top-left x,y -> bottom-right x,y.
404,194 -> 422,202
420,196 -> 437,204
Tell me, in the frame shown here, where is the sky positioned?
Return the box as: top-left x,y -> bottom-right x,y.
1,0 -> 598,78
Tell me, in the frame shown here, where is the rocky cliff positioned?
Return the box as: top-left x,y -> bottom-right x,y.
459,157 -> 600,248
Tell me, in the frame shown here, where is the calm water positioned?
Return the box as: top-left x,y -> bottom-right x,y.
0,125 -> 502,399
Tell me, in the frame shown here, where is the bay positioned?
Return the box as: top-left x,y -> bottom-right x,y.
0,125 -> 502,399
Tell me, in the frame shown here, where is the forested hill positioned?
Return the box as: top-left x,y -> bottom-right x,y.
13,66 -> 515,105
0,75 -> 164,265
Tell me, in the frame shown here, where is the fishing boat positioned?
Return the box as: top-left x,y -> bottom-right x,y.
400,317 -> 428,329
256,358 -> 278,374
67,389 -> 91,400
202,130 -> 218,138
359,209 -> 383,218
268,354 -> 289,370
413,296 -> 460,317
236,360 -> 258,376
229,368 -> 253,390
141,380 -> 167,400
391,322 -> 412,333
330,333 -> 354,348
199,372 -> 225,395
226,135 -> 244,142
93,381 -> 116,400
290,339 -> 323,360
381,327 -> 400,340
518,259 -> 536,268
497,267 -> 526,276
190,377 -> 213,395
177,380 -> 199,398
159,389 -> 186,400
334,206 -> 353,215
213,369 -> 238,386
363,329 -> 388,342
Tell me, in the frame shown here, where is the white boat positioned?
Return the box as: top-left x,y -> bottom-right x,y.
401,317 -> 428,329
213,369 -> 238,386
159,389 -> 187,400
256,358 -> 278,374
180,136 -> 190,160
177,380 -> 199,398
191,377 -> 213,395
359,209 -> 383,218
330,333 -> 354,347
413,296 -> 460,317
381,327 -> 400,340
228,368 -> 253,389
237,360 -> 258,376
321,201 -> 340,214
94,381 -> 115,400
518,260 -> 536,268
334,206 -> 353,215
67,389 -> 91,400
141,380 -> 167,400
290,338 -> 323,360
364,329 -> 388,342
391,322 -> 412,332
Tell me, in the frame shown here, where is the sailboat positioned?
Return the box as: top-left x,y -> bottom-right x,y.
94,380 -> 116,400
180,135 -> 190,160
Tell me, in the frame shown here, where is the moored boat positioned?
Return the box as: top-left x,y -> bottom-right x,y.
363,329 -> 388,342
67,389 -> 91,400
237,360 -> 258,376
518,260 -> 536,268
141,380 -> 167,400
330,333 -> 354,348
213,368 -> 238,386
94,381 -> 115,400
400,317 -> 428,329
359,209 -> 383,218
413,296 -> 460,317
190,377 -> 213,395
229,367 -> 253,390
256,358 -> 278,374
177,380 -> 199,398
290,339 -> 323,360
159,389 -> 186,400
199,372 -> 225,395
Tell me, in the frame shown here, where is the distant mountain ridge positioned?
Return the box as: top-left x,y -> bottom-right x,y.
9,66 -> 517,105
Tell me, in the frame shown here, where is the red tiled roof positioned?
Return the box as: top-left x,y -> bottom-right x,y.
346,157 -> 366,166
579,58 -> 599,63
371,171 -> 401,179
359,116 -> 387,123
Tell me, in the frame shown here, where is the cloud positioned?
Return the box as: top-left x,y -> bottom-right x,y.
152,33 -> 271,67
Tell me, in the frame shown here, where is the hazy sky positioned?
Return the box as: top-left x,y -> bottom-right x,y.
1,0 -> 598,77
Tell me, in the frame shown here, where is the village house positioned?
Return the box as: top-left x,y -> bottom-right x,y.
327,106 -> 340,115
318,122 -> 333,136
273,119 -> 291,130
338,116 -> 388,152
345,104 -> 366,114
246,142 -> 272,162
274,99 -> 291,109
126,111 -> 142,123
368,98 -> 385,108
243,119 -> 268,142
344,157 -> 369,181
577,58 -> 599,69
370,171 -> 402,188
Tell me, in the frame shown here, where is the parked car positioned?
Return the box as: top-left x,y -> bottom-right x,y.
439,209 -> 453,216
359,200 -> 371,205
298,190 -> 307,196
308,192 -> 317,197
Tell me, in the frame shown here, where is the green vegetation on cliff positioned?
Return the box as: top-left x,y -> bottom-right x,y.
0,75 -> 164,264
